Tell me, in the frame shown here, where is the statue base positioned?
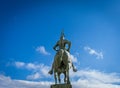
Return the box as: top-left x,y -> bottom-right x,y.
50,84 -> 72,88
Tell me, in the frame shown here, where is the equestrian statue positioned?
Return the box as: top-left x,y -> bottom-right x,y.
48,31 -> 77,84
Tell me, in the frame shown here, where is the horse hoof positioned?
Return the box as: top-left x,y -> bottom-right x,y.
67,81 -> 71,84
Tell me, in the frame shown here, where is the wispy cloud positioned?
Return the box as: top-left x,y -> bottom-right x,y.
84,46 -> 103,59
15,62 -> 25,68
71,69 -> 120,88
0,74 -> 51,88
36,46 -> 50,55
0,69 -> 120,88
26,72 -> 41,80
14,61 -> 50,80
70,69 -> 120,84
75,52 -> 80,57
64,51 -> 78,63
12,60 -> 120,88
69,54 -> 78,63
14,54 -> 78,80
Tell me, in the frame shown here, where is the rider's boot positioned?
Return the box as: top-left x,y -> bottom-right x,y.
73,68 -> 77,72
72,63 -> 77,72
48,69 -> 53,75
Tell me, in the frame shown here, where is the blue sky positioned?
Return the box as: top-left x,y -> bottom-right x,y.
0,0 -> 120,88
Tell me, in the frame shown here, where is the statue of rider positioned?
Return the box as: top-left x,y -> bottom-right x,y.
48,31 -> 77,75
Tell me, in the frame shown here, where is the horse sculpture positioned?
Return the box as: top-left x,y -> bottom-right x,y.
53,49 -> 72,84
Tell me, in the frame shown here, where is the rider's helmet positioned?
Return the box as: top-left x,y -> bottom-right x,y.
60,30 -> 65,40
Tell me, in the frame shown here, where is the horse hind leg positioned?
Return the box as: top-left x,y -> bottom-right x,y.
58,73 -> 61,83
67,77 -> 70,84
64,72 -> 67,84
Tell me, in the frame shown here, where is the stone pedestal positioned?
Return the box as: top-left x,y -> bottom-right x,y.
50,84 -> 72,88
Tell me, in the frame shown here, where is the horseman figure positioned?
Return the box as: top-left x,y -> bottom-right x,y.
48,31 -> 77,84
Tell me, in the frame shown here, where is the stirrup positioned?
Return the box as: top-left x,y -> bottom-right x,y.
48,70 -> 53,75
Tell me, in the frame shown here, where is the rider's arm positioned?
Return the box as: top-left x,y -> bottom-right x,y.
67,41 -> 71,52
65,40 -> 71,52
53,41 -> 59,51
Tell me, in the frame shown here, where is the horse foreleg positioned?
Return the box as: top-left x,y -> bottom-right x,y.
54,73 -> 57,84
58,73 -> 61,83
66,71 -> 71,84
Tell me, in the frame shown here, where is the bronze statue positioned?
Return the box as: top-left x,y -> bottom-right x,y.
48,31 -> 77,84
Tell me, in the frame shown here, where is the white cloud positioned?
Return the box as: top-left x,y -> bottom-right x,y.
15,62 -> 25,68
65,51 -> 78,63
27,72 -> 41,80
0,74 -> 52,88
84,46 -> 103,59
36,46 -> 50,55
0,69 -> 120,88
71,69 -> 120,88
14,61 -> 50,80
70,69 -> 120,84
12,61 -> 120,88
75,52 -> 80,57
70,54 -> 78,63
73,80 -> 120,88
40,65 -> 50,77
26,63 -> 37,70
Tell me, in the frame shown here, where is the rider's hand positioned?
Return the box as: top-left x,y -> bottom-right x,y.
56,49 -> 58,52
67,49 -> 70,52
